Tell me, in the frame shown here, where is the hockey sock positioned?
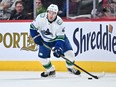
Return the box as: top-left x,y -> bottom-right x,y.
39,58 -> 55,71
66,61 -> 74,67
64,50 -> 75,68
43,62 -> 52,70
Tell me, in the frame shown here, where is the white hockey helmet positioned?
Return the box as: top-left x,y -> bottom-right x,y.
47,4 -> 59,13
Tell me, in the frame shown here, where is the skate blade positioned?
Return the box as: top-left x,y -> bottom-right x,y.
41,74 -> 56,78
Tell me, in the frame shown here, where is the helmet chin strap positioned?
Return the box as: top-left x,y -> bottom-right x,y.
47,15 -> 57,23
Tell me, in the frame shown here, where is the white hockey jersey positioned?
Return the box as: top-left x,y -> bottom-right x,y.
31,12 -> 65,42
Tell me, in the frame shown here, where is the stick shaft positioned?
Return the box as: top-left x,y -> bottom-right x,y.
43,43 -> 98,79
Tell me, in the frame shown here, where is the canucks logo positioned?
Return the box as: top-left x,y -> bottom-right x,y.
44,29 -> 52,35
41,29 -> 53,40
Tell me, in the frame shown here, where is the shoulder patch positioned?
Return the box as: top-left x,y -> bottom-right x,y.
57,19 -> 63,25
40,13 -> 46,18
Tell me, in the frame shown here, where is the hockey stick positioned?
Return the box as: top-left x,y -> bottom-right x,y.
43,43 -> 105,79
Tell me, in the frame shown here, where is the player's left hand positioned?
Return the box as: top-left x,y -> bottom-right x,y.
53,47 -> 64,58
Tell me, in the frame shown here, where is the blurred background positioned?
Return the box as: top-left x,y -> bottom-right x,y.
0,0 -> 116,20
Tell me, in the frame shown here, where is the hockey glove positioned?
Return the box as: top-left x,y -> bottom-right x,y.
53,47 -> 64,58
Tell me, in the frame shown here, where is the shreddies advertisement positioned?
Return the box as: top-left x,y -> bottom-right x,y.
0,22 -> 116,61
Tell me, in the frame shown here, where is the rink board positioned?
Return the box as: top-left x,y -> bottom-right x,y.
0,61 -> 116,73
0,21 -> 116,72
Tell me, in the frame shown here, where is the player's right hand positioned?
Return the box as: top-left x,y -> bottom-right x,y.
53,47 -> 64,58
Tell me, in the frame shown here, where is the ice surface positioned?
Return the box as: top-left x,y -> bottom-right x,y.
0,71 -> 116,87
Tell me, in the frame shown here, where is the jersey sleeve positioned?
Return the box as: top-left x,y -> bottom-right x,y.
55,18 -> 65,42
54,18 -> 65,49
30,13 -> 46,30
30,15 -> 40,30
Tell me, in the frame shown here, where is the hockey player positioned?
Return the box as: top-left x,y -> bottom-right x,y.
30,4 -> 81,77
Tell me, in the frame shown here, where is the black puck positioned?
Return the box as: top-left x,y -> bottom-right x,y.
88,78 -> 92,80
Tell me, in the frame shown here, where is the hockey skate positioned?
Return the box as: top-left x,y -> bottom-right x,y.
41,70 -> 56,77
67,68 -> 81,75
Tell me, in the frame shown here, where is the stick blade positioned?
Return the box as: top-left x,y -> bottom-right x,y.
97,72 -> 105,79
